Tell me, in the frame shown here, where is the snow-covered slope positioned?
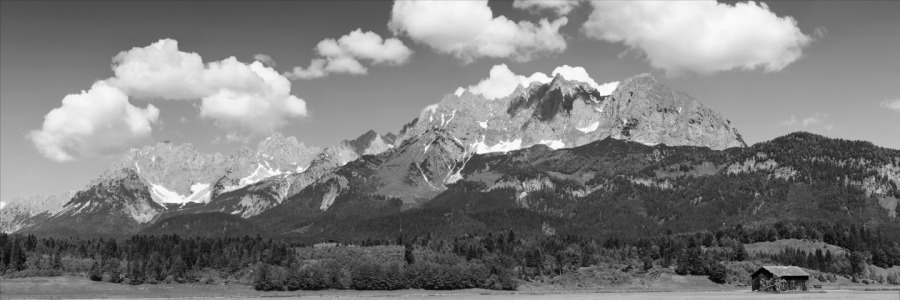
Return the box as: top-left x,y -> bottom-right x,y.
96,132 -> 321,207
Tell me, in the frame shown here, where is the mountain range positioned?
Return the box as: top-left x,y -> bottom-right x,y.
2,73 -> 897,243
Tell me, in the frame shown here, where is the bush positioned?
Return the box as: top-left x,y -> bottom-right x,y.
707,262 -> 727,284
254,264 -> 286,291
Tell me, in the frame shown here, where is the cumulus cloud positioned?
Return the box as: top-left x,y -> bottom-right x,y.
782,113 -> 834,132
31,39 -> 310,161
108,39 -> 308,140
29,81 -> 160,162
109,40 -> 209,100
286,29 -> 412,80
513,0 -> 580,16
879,99 -> 900,112
253,54 -> 276,67
583,1 -> 813,76
459,64 -> 618,100
389,0 -> 568,63
463,64 -> 550,100
200,62 -> 308,141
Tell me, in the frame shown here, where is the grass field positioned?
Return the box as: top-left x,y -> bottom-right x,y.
1,276 -> 898,299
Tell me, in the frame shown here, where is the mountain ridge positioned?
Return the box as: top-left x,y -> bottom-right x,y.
4,71 -> 792,238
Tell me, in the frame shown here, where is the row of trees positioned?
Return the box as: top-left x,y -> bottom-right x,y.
2,219 -> 899,290
0,234 -> 295,283
254,255 -> 516,291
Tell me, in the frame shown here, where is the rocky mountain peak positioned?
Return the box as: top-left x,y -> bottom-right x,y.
344,130 -> 393,156
546,73 -> 591,96
606,73 -> 747,149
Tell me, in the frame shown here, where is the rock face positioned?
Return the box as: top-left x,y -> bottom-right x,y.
13,132 -> 326,234
603,74 -> 745,149
193,130 -> 398,218
397,73 -> 744,153
11,71 -> 750,236
0,191 -> 75,233
99,132 -> 322,206
261,73 -> 748,224
25,169 -> 164,236
379,73 -> 744,202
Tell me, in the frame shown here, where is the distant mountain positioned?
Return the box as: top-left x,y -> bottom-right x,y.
24,168 -> 163,236
259,73 -> 747,219
13,129 -> 395,236
0,191 -> 75,233
18,72 -> 896,242
103,132 -> 322,206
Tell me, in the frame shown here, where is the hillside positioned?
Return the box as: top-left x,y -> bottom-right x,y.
250,132 -> 900,246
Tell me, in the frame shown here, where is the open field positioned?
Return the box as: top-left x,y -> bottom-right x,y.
2,277 -> 899,300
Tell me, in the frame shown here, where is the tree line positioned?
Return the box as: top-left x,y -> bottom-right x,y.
2,218 -> 899,289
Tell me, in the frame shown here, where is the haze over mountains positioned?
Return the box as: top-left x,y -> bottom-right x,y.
2,68 -> 897,242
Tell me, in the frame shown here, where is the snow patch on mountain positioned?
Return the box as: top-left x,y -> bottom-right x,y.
150,182 -> 213,204
473,137 -> 523,154
442,109 -> 456,127
445,170 -> 464,184
539,139 -> 565,149
577,122 -> 600,133
239,163 -> 286,187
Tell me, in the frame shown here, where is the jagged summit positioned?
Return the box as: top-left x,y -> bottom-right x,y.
9,71 -> 758,236
606,73 -> 747,149
279,73 -> 749,208
343,130 -> 394,156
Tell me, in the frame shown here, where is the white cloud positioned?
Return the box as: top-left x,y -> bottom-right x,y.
389,0 -> 568,63
321,29 -> 413,65
32,39 -> 310,161
109,39 -> 209,100
782,113 -> 834,132
583,1 -> 813,76
513,0 -> 580,16
460,64 -> 618,100
109,39 -> 307,140
200,62 -> 308,140
253,53 -> 276,67
287,59 -> 328,80
879,99 -> 900,112
286,29 -> 412,80
464,64 -> 550,100
29,81 -> 160,162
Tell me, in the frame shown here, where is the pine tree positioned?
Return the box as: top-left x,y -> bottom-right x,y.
404,244 -> 416,265
88,259 -> 103,281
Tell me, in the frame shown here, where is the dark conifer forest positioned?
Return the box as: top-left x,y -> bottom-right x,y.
3,216 -> 900,290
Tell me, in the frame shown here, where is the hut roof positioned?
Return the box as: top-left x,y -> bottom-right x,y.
755,266 -> 809,277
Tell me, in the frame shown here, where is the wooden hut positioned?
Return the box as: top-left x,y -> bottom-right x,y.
751,266 -> 810,292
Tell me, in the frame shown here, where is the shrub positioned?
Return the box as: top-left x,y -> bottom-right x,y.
707,262 -> 727,284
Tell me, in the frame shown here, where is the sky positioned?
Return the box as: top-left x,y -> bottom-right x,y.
1,0 -> 899,202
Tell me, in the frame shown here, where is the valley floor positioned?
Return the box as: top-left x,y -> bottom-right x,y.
1,277 -> 899,300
